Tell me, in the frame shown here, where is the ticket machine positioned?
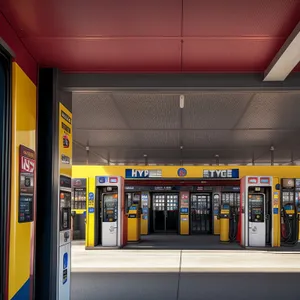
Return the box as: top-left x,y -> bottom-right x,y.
240,176 -> 273,247
95,176 -> 127,247
281,178 -> 300,246
126,192 -> 141,242
58,175 -> 72,299
219,196 -> 230,242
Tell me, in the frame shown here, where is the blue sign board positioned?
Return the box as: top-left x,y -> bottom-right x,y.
126,169 -> 150,178
203,169 -> 239,178
273,208 -> 278,214
88,192 -> 94,200
125,169 -> 162,179
177,168 -> 187,177
88,207 -> 95,213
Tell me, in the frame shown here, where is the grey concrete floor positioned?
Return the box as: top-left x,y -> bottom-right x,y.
71,235 -> 300,300
71,271 -> 300,300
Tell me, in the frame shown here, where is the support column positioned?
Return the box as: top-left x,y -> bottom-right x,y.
35,69 -> 72,300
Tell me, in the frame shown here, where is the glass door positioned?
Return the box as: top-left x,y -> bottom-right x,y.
153,194 -> 165,232
153,193 -> 179,233
166,194 -> 179,232
190,193 -> 212,234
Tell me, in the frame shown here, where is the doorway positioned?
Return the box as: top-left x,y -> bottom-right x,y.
0,47 -> 11,300
152,193 -> 179,233
190,193 -> 212,234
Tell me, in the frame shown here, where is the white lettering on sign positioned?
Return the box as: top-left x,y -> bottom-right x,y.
126,169 -> 162,178
21,157 -> 34,173
203,169 -> 234,178
132,169 -> 150,178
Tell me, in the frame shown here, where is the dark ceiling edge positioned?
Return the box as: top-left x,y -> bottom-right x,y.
59,73 -> 300,92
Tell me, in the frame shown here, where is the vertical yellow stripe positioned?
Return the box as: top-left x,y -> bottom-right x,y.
9,63 -> 36,299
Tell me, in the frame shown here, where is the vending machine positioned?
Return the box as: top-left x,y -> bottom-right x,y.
126,192 -> 141,242
95,176 -> 127,247
240,176 -> 273,247
58,175 -> 72,299
281,178 -> 299,246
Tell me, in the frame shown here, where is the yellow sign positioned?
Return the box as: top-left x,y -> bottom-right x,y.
59,103 -> 72,177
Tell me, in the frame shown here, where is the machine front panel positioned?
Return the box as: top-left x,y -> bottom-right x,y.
248,193 -> 266,247
102,193 -> 118,246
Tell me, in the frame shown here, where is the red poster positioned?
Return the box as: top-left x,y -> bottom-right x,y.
19,145 -> 35,223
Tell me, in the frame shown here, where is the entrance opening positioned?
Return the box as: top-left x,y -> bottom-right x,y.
0,47 -> 11,299
190,193 -> 212,234
151,193 -> 179,234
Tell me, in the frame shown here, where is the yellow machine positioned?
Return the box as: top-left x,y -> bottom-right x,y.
219,202 -> 230,243
127,192 -> 141,242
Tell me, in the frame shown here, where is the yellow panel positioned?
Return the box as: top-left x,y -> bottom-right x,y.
180,215 -> 189,235
220,218 -> 230,242
86,177 -> 95,247
9,63 -> 36,299
214,217 -> 220,235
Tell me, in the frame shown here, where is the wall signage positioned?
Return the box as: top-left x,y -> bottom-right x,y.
203,169 -> 239,178
18,145 -> 35,223
177,168 -> 187,177
125,169 -> 162,179
72,178 -> 86,188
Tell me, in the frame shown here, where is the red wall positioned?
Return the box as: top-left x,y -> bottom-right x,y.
0,12 -> 37,84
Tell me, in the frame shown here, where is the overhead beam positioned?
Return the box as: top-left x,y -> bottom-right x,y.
59,73 -> 300,92
264,22 -> 300,81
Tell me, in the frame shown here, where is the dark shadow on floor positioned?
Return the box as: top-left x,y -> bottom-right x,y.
124,234 -> 300,251
124,234 -> 242,250
71,271 -> 300,300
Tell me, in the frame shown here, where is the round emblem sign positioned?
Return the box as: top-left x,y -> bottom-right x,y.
177,168 -> 187,177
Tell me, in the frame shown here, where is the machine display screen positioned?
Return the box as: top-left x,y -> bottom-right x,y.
103,194 -> 118,222
248,194 -> 264,223
60,191 -> 71,230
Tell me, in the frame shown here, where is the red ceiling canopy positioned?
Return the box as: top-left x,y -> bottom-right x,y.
1,0 -> 299,73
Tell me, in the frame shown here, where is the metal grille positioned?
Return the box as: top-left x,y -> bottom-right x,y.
190,194 -> 212,234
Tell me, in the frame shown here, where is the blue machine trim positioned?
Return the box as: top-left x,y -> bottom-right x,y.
12,278 -> 30,300
180,208 -> 189,214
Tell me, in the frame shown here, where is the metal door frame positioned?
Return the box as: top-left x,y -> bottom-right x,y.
0,46 -> 11,300
152,193 -> 179,233
152,193 -> 167,233
190,193 -> 212,234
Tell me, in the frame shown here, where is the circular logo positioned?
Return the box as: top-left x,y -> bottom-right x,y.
177,168 -> 187,177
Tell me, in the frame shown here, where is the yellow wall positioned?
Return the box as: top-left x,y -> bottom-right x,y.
9,63 -> 36,299
73,165 -> 300,180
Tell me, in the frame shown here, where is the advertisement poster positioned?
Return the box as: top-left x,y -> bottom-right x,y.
59,103 -> 72,177
19,145 -> 35,223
